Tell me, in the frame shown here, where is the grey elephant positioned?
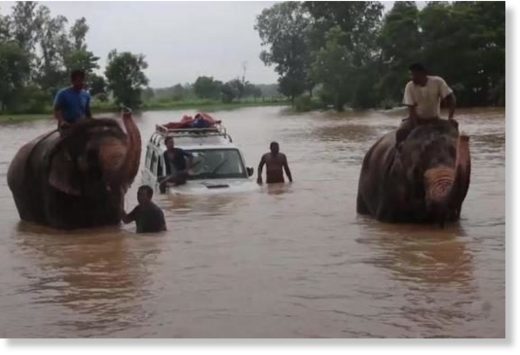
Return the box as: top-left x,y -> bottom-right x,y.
7,111 -> 141,229
356,119 -> 471,226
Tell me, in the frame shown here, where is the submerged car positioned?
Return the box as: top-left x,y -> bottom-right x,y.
142,117 -> 256,195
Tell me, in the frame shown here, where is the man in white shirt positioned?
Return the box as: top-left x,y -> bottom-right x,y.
396,63 -> 457,145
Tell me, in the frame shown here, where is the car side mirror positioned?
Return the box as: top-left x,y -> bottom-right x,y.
247,167 -> 254,177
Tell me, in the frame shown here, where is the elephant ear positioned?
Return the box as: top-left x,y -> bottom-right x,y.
48,149 -> 82,196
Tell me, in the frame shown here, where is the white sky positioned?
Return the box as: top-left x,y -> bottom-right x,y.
1,0 -> 402,88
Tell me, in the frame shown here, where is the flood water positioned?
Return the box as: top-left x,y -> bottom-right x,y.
0,106 -> 505,338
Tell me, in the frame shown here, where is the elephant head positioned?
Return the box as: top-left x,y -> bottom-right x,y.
48,112 -> 141,198
393,119 -> 470,225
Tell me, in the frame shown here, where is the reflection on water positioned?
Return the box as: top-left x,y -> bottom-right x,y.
358,222 -> 473,285
0,106 -> 504,337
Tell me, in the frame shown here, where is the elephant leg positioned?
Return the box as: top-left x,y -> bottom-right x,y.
356,194 -> 369,215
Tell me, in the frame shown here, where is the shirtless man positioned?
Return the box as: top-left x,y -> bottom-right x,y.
257,142 -> 293,184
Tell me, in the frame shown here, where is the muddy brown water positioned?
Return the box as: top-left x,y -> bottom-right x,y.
0,106 -> 504,337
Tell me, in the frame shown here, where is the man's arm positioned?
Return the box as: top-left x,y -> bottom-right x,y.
439,78 -> 456,120
163,151 -> 171,176
122,206 -> 137,224
444,93 -> 456,120
53,91 -> 65,126
283,155 -> 293,182
407,105 -> 419,123
85,95 -> 92,119
183,150 -> 194,171
257,155 -> 266,184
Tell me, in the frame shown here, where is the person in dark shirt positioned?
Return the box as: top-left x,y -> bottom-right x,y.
53,69 -> 92,131
159,137 -> 194,193
122,185 -> 167,233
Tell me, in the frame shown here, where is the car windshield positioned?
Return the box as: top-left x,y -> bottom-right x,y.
188,149 -> 247,180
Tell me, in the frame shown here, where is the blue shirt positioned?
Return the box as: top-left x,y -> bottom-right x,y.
53,87 -> 91,124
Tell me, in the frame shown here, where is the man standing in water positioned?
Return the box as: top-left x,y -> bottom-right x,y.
257,141 -> 293,184
53,69 -> 92,130
396,62 -> 457,145
122,185 -> 167,233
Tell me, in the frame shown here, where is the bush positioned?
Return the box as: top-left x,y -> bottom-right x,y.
294,95 -> 323,112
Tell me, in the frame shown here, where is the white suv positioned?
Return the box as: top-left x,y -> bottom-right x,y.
142,123 -> 256,195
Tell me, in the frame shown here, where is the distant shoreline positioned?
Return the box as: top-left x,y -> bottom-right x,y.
0,100 -> 289,124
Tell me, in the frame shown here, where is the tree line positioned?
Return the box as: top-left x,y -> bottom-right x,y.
149,78 -> 281,104
0,2 -> 282,115
0,1 -> 148,113
255,1 -> 505,111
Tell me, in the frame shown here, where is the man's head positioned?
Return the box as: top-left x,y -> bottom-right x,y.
270,141 -> 280,155
165,137 -> 174,150
137,185 -> 153,204
70,69 -> 86,90
409,63 -> 428,85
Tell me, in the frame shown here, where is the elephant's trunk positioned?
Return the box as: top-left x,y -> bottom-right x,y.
449,135 -> 471,215
423,134 -> 471,224
120,111 -> 141,189
97,138 -> 127,185
424,166 -> 455,205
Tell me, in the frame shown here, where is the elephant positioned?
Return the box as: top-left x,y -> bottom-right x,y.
356,119 -> 471,225
7,111 -> 141,229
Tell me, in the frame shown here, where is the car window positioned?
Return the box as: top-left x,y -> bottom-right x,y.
188,149 -> 246,180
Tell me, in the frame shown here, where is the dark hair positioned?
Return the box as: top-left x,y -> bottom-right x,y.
165,137 -> 173,145
70,69 -> 86,81
138,185 -> 153,198
409,62 -> 427,73
270,141 -> 279,147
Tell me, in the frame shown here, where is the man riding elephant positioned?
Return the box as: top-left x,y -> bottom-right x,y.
357,63 -> 470,226
7,110 -> 141,229
396,63 -> 457,146
53,69 -> 92,132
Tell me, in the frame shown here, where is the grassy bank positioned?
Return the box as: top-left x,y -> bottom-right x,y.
0,99 -> 289,124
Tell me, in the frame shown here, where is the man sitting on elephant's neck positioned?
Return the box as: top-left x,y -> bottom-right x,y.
53,69 -> 92,132
396,63 -> 457,146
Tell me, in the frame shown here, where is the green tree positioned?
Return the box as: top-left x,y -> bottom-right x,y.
88,73 -> 106,97
171,83 -> 186,101
310,26 -> 354,111
377,1 -> 421,104
69,17 -> 88,51
193,76 -> 222,99
255,1 -> 312,102
0,41 -> 31,112
141,87 -> 155,102
63,49 -> 99,74
305,1 -> 384,110
34,5 -> 68,95
105,50 -> 149,108
419,1 -> 504,106
221,79 -> 244,103
0,10 -> 11,41
10,1 -> 40,53
243,82 -> 262,99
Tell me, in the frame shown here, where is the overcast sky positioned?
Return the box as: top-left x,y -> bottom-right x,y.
1,1 -> 401,88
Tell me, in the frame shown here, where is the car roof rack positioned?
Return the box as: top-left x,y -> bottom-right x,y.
155,122 -> 233,142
